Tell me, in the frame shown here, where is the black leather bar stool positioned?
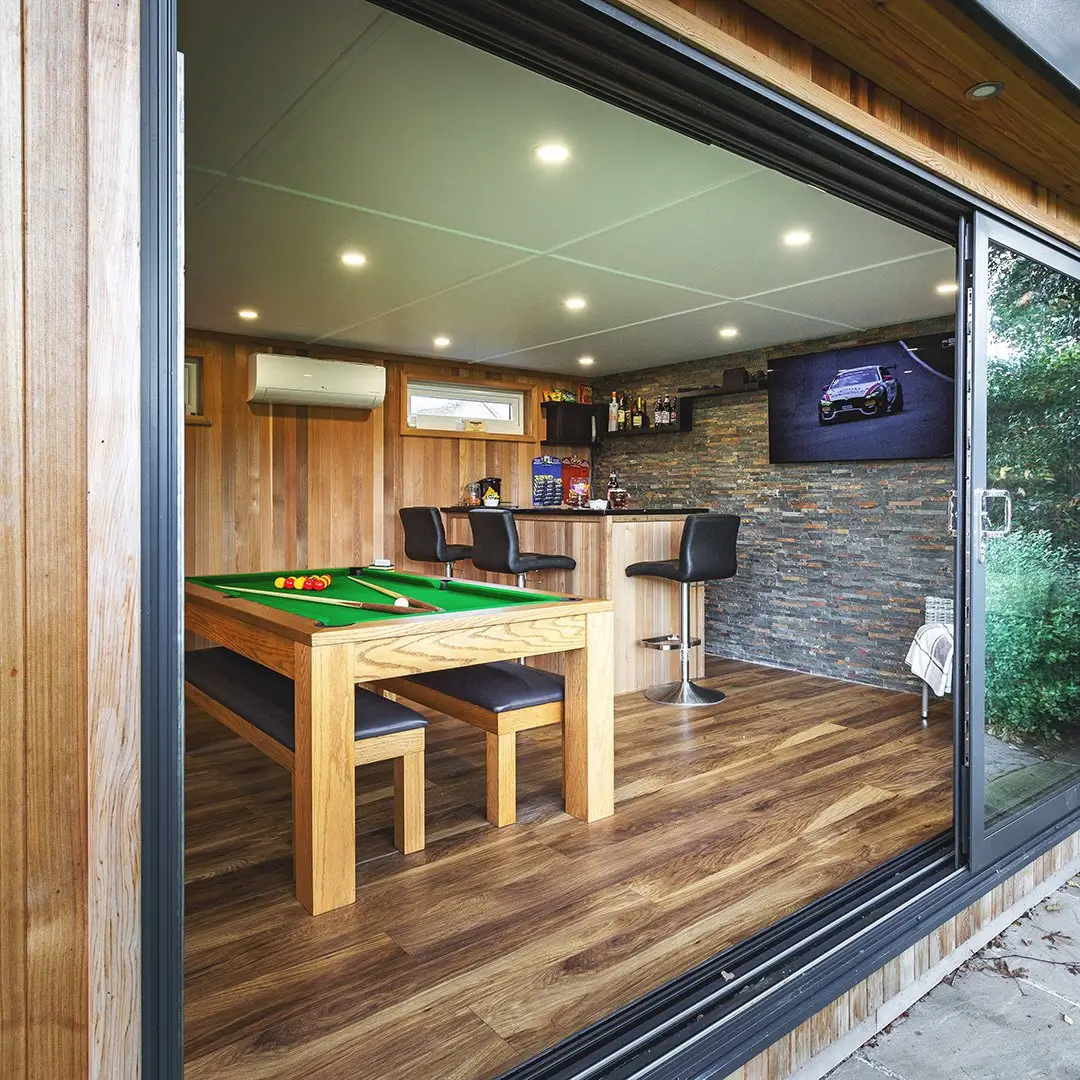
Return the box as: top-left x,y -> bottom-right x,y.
468,508 -> 576,588
626,513 -> 740,707
399,506 -> 473,578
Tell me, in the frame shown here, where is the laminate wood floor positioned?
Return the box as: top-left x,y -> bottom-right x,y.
184,659 -> 953,1080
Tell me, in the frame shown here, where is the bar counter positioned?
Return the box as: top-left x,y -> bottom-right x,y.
442,506 -> 708,694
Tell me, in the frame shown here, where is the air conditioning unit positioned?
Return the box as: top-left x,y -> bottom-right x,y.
247,353 -> 386,409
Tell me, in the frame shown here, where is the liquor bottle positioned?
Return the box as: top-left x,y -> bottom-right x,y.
658,393 -> 667,425
654,395 -> 662,427
608,391 -> 618,433
617,392 -> 626,430
669,391 -> 678,428
632,395 -> 643,428
607,469 -> 619,499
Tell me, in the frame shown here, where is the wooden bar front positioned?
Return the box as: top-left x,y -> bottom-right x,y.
443,511 -> 705,694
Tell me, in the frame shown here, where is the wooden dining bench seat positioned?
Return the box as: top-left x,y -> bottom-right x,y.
185,647 -> 427,855
379,661 -> 564,827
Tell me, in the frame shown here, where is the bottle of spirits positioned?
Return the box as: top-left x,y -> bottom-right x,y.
632,395 -> 643,428
607,469 -> 619,500
654,395 -> 662,427
617,392 -> 626,430
669,391 -> 678,428
608,391 -> 619,433
659,393 -> 668,425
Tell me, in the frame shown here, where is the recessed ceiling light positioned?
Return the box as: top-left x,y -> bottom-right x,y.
341,251 -> 367,267
578,355 -> 595,366
782,229 -> 812,247
965,81 -> 1004,100
535,142 -> 571,165
936,282 -> 959,295
718,326 -> 739,339
433,335 -> 451,348
237,308 -> 258,320
564,296 -> 587,311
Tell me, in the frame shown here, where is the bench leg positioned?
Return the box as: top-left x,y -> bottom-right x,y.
486,730 -> 517,827
393,750 -> 425,854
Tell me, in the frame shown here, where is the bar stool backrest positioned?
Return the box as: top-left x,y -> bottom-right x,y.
399,506 -> 452,564
468,509 -> 520,574
679,513 -> 740,581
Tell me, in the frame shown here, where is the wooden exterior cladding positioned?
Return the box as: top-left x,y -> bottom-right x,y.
1,0 -> 141,1077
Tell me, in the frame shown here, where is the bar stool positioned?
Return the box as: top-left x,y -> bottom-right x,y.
399,506 -> 473,578
626,513 -> 740,707
468,508 -> 576,588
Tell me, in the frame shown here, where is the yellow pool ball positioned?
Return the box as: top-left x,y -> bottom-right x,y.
293,576 -> 307,590
274,576 -> 286,589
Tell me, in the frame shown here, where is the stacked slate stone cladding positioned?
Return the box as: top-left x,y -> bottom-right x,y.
593,320 -> 955,691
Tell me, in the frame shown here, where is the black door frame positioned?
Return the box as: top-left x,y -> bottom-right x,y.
966,211 -> 1080,870
140,2 -> 1080,1078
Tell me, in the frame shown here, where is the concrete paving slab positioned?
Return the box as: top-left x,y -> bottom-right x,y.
828,882 -> 1080,1080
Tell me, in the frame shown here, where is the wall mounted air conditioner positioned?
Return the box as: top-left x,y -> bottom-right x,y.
247,353 -> 386,409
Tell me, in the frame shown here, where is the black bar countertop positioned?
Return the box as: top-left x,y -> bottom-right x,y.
441,506 -> 709,517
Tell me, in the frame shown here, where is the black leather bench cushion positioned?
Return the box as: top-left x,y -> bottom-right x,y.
404,660 -> 564,713
185,647 -> 426,750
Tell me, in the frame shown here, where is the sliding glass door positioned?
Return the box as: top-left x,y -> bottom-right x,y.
967,213 -> 1080,869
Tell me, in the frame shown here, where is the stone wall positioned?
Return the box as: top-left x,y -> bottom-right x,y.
594,321 -> 956,690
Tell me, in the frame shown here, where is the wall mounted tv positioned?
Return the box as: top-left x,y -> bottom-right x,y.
767,332 -> 955,464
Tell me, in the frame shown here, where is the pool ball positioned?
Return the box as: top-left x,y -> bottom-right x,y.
303,578 -> 314,590
393,596 -> 410,608
293,576 -> 307,590
274,576 -> 286,589
313,579 -> 326,591
283,576 -> 295,589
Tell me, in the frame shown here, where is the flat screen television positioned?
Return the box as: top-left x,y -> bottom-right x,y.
767,332 -> 955,464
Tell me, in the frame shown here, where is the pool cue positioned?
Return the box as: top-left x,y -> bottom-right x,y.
347,572 -> 442,612
212,584 -> 418,616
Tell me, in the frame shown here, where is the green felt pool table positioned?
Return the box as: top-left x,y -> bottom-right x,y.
184,565 -> 615,915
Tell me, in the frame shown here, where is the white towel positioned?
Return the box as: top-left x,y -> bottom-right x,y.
906,622 -> 954,697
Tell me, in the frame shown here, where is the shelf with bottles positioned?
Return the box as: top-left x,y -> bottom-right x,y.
602,390 -> 692,437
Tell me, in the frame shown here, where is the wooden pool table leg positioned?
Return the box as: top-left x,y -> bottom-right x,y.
562,609 -> 615,822
292,642 -> 357,915
486,730 -> 517,827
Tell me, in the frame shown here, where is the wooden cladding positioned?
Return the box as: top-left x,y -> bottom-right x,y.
184,331 -> 570,581
1,0 -> 141,1076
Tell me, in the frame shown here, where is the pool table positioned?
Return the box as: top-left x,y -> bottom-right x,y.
185,567 -> 615,914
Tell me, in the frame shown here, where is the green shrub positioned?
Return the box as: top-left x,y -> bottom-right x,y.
984,530 -> 1080,741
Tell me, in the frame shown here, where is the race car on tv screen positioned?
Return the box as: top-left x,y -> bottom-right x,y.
818,364 -> 903,424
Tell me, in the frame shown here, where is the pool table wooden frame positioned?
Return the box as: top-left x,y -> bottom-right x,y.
185,579 -> 615,915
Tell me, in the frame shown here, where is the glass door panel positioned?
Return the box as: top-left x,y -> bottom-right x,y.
969,214 -> 1080,868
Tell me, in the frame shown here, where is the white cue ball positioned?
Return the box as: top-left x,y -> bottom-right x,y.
393,596 -> 410,608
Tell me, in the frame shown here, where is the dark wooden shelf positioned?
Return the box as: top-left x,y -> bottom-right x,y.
601,421 -> 688,437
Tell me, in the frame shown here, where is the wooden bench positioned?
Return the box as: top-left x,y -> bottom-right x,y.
185,647 -> 427,856
378,661 -> 564,827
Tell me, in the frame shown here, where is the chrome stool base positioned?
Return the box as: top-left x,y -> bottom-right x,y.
645,680 -> 727,707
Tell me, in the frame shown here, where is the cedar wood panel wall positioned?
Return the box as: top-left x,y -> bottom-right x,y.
183,331 -> 577,581
0,0 -> 141,1077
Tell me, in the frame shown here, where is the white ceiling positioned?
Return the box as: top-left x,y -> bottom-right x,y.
179,0 -> 956,376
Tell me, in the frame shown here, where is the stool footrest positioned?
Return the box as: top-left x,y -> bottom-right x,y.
641,633 -> 701,652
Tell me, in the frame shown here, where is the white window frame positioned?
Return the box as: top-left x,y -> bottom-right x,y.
405,378 -> 526,436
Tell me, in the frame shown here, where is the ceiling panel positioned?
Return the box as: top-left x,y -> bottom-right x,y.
239,16 -> 760,251
554,168 -> 948,298
321,256 -> 714,361
755,250 -> 958,329
186,181 -> 527,341
178,0 -> 384,171
487,301 -> 856,376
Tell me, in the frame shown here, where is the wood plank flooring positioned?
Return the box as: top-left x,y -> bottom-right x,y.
184,659 -> 953,1080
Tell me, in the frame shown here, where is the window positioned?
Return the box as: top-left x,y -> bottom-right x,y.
405,378 -> 526,435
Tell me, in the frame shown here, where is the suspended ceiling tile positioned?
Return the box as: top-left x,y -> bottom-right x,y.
241,16 -> 758,251
319,256 -> 714,361
179,0 -> 385,171
753,250 -> 958,329
475,301 -> 857,376
554,168 -> 950,298
185,181 -> 527,341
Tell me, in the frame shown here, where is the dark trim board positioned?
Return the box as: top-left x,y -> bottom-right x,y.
141,0 -> 184,1076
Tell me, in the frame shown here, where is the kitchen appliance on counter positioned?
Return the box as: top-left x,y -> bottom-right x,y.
478,476 -> 502,506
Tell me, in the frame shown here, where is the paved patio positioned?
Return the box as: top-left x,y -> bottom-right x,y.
827,881 -> 1080,1080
